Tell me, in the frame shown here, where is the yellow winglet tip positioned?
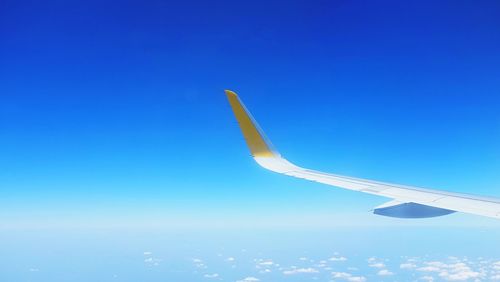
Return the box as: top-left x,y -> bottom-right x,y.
225,90 -> 278,158
224,89 -> 237,95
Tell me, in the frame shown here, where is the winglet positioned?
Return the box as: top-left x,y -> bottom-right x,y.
225,90 -> 279,158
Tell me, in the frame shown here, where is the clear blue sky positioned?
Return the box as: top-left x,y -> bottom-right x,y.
1,0 -> 500,229
2,1 -> 500,281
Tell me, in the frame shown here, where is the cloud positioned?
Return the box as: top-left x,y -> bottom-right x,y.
332,272 -> 352,279
204,273 -> 219,279
493,261 -> 500,271
192,258 -> 206,269
283,267 -> 319,275
427,261 -> 448,268
367,257 -> 385,268
144,257 -> 162,266
418,266 -> 441,272
347,277 -> 367,282
438,266 -> 483,281
197,252 -> 500,282
377,269 -> 394,276
236,277 -> 259,282
259,269 -> 271,274
255,259 -> 275,268
400,262 -> 417,269
331,272 -> 366,282
439,270 -> 482,281
329,256 -> 348,262
143,251 -> 152,256
416,260 -> 486,281
369,262 -> 385,268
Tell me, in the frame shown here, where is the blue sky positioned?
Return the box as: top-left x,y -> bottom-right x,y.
1,0 -> 500,281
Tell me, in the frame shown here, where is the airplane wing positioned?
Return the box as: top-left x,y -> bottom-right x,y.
225,90 -> 500,219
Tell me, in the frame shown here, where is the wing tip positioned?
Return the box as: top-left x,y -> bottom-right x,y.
224,89 -> 237,97
224,89 -> 279,158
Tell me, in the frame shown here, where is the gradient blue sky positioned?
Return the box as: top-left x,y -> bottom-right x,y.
2,1 -> 500,281
1,0 -> 500,229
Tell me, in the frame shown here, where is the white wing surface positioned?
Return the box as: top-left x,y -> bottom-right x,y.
225,90 -> 500,219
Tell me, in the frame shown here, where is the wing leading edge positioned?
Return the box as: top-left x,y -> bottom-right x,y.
225,90 -> 500,219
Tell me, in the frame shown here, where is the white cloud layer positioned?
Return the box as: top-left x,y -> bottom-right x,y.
189,253 -> 500,281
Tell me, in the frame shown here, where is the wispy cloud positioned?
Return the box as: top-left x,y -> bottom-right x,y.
437,263 -> 483,281
192,258 -> 207,269
144,257 -> 162,266
299,257 -> 308,261
332,271 -> 366,282
414,259 -> 487,281
418,266 -> 441,272
259,268 -> 271,274
255,259 -> 276,268
377,269 -> 394,276
400,262 -> 417,269
193,252 -> 500,281
369,262 -> 385,268
283,267 -> 319,275
367,257 -> 386,269
204,273 -> 219,279
329,256 -> 348,262
236,277 -> 259,282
